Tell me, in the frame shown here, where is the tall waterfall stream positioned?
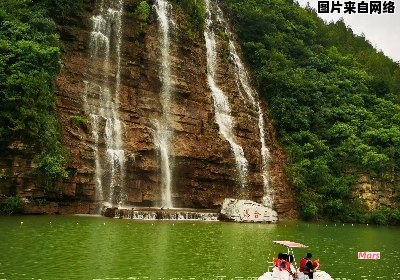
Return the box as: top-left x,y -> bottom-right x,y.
204,0 -> 249,188
154,0 -> 174,208
84,0 -> 126,206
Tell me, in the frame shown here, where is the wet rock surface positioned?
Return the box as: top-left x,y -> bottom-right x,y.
0,0 -> 296,217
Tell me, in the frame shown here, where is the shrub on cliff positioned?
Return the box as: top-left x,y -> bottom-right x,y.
370,207 -> 400,225
0,196 -> 24,215
136,0 -> 151,22
171,0 -> 206,37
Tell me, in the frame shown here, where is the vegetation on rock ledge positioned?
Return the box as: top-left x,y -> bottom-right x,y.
171,0 -> 206,37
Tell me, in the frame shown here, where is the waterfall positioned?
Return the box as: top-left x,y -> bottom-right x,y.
154,0 -> 173,208
83,0 -> 126,206
204,0 -> 249,188
215,4 -> 274,207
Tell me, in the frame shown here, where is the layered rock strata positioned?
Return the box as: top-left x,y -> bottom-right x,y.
0,0 -> 296,216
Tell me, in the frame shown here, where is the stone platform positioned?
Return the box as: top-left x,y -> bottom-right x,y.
104,207 -> 220,221
103,199 -> 278,223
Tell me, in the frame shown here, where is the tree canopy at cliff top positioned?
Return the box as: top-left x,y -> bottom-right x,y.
224,0 -> 400,224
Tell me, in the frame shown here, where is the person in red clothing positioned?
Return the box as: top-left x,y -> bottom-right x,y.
299,252 -> 315,279
280,254 -> 290,271
312,259 -> 320,271
273,253 -> 284,268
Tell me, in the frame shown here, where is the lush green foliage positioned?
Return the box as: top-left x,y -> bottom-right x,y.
171,0 -> 206,37
35,0 -> 86,19
0,0 -> 68,190
69,115 -> 88,127
0,196 -> 24,215
365,206 -> 400,225
224,0 -> 400,223
28,197 -> 47,206
135,0 -> 151,28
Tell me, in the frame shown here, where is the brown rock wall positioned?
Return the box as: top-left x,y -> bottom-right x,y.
0,0 -> 296,217
352,174 -> 400,211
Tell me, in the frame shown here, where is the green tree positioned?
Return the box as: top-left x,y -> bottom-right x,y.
225,0 -> 400,223
0,0 -> 68,191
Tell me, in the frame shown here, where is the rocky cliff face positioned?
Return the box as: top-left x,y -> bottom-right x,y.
56,0 -> 297,215
1,0 -> 296,216
353,174 -> 400,211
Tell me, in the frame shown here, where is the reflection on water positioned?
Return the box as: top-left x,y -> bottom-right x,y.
0,216 -> 399,280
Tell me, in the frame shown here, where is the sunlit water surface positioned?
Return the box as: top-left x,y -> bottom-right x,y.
0,215 -> 399,280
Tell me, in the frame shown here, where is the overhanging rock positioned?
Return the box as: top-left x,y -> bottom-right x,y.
220,198 -> 278,223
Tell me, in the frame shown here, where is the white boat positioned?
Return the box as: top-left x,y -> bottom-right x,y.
258,241 -> 334,280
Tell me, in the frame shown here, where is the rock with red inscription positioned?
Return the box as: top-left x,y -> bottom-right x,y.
220,198 -> 278,223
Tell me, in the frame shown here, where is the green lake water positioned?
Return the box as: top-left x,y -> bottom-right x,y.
0,215 -> 399,280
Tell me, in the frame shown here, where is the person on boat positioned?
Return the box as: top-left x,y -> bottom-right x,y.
312,259 -> 320,271
273,253 -> 285,269
275,253 -> 283,263
280,254 -> 290,271
288,254 -> 297,278
299,252 -> 315,279
272,253 -> 291,279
